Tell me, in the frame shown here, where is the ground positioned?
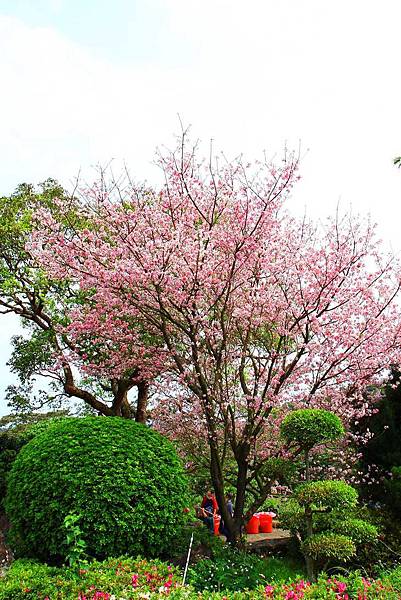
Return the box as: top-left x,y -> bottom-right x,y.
0,515 -> 12,576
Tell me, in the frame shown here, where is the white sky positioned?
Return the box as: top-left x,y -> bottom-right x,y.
1,0 -> 401,415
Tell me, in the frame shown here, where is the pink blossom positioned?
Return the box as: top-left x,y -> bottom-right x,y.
29,133 -> 401,509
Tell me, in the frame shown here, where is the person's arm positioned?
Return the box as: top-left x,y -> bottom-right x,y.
212,496 -> 218,515
199,497 -> 208,517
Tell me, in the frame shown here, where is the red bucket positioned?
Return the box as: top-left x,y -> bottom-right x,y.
246,514 -> 260,534
258,512 -> 273,533
213,515 -> 221,535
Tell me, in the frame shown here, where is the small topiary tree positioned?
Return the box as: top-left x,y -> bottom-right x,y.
280,409 -> 377,581
280,408 -> 345,482
5,416 -> 189,563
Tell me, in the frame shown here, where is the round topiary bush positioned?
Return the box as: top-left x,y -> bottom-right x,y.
5,416 -> 189,562
280,408 -> 345,450
295,480 -> 358,510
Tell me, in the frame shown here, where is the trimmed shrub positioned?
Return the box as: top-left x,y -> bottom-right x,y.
0,412 -> 68,507
295,480 -> 358,510
301,532 -> 356,562
315,515 -> 378,545
5,416 -> 189,562
280,409 -> 344,450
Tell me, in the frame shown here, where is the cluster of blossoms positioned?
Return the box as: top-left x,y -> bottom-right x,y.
30,141 -> 401,425
71,561 -> 178,600
18,566 -> 401,599
27,135 -> 401,528
265,579 -> 310,599
78,591 -> 112,600
262,575 -> 396,599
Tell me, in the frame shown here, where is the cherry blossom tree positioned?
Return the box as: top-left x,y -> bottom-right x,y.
29,132 -> 401,542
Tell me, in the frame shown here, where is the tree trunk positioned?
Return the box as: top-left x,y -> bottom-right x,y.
63,364 -> 114,416
208,439 -> 236,541
229,455 -> 249,544
305,449 -> 310,483
121,397 -> 135,419
305,508 -> 316,582
304,451 -> 316,581
211,442 -> 250,546
112,382 -> 130,416
135,381 -> 148,423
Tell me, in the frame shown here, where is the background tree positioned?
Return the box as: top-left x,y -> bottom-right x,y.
29,132 -> 401,543
355,369 -> 401,509
0,180 -> 151,420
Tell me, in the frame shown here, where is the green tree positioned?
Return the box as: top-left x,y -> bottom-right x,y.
280,409 -> 377,581
357,369 -> 401,505
281,409 -> 345,483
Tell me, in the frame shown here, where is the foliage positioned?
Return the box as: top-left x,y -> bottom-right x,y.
279,498 -> 306,532
63,513 -> 88,568
384,466 -> 401,513
313,514 -> 378,545
301,532 -> 356,561
281,486 -> 378,576
281,409 -> 345,451
357,369 -> 401,503
0,556 -> 181,600
5,416 -> 190,562
3,557 -> 401,599
0,411 -> 69,507
295,480 -> 358,510
279,409 -> 377,580
28,133 -> 401,543
260,496 -> 284,514
260,457 -> 299,487
353,507 -> 401,576
188,547 -> 303,592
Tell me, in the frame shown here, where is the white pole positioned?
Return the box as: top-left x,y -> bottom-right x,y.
182,532 -> 194,585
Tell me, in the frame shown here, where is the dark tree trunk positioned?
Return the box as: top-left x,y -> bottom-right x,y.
112,381 -> 130,416
121,397 -> 135,419
63,364 -> 114,416
305,449 -> 310,483
135,381 -> 148,423
305,507 -> 315,582
208,440 -> 235,538
229,446 -> 250,544
209,439 -> 251,546
304,450 -> 316,581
